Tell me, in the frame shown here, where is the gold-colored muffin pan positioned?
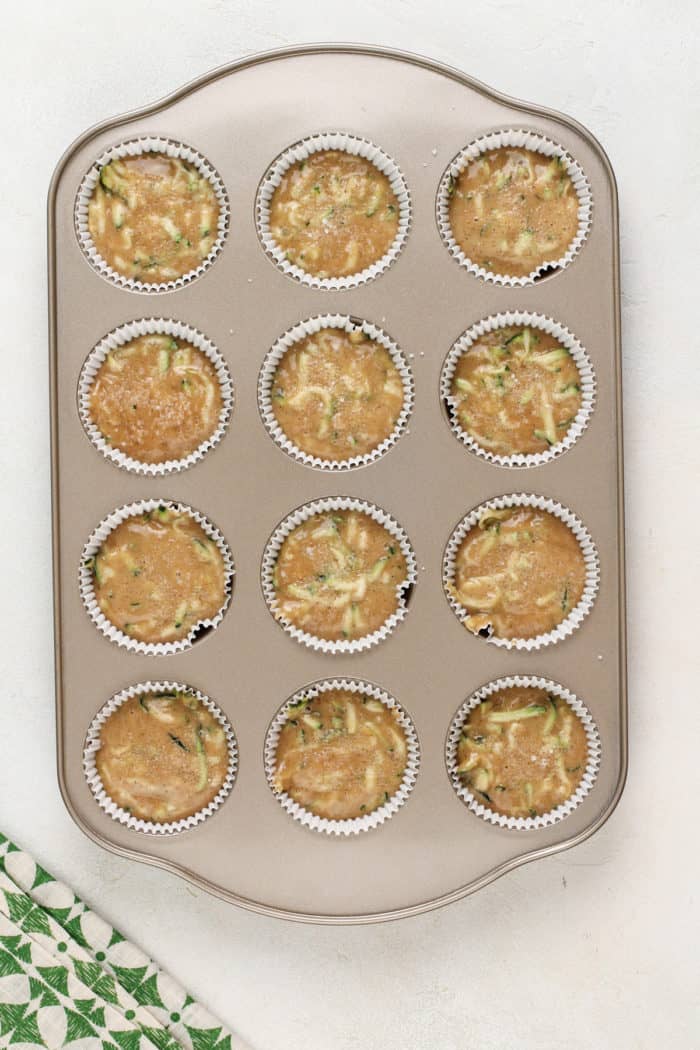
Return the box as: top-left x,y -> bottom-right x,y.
48,44 -> 626,923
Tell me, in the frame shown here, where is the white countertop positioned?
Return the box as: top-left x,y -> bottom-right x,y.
2,2 -> 698,1047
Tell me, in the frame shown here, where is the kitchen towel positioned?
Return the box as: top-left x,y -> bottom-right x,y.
0,833 -> 250,1050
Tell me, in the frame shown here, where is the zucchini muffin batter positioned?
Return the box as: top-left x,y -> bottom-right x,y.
268,150 -> 399,278
89,334 -> 223,464
271,510 -> 409,642
96,690 -> 229,822
88,506 -> 227,644
269,326 -> 405,461
273,689 -> 408,820
87,153 -> 220,283
455,686 -> 588,818
447,148 -> 579,277
449,506 -> 586,640
448,326 -> 582,456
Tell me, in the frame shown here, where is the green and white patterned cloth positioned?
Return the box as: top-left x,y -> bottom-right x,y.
0,833 -> 249,1050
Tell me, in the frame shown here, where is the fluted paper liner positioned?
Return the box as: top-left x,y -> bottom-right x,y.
446,674 -> 600,830
78,318 -> 234,476
80,499 -> 234,655
440,311 -> 595,468
437,129 -> 592,286
255,132 -> 411,290
261,496 -> 417,654
84,680 -> 237,835
443,493 -> 599,651
264,678 -> 420,836
258,314 -> 414,470
75,136 -> 229,292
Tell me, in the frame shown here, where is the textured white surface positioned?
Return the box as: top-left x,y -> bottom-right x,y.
2,2 -> 699,1048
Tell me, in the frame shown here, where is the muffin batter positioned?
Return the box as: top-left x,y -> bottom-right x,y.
456,686 -> 588,818
88,153 -> 220,282
448,326 -> 582,456
96,690 -> 228,822
89,334 -> 223,463
271,510 -> 409,642
268,150 -> 399,278
450,506 -> 586,640
447,147 -> 578,277
273,689 -> 408,820
88,506 -> 227,644
269,326 -> 405,460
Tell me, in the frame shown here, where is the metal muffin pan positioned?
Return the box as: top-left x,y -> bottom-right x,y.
48,43 -> 627,924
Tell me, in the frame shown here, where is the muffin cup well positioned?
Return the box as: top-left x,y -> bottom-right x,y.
255,131 -> 411,290
440,311 -> 595,468
264,678 -> 420,836
75,136 -> 229,292
78,318 -> 234,476
436,129 -> 592,286
258,313 -> 414,470
446,674 -> 600,830
84,680 -> 237,835
442,493 -> 599,651
80,499 -> 234,655
261,496 -> 417,654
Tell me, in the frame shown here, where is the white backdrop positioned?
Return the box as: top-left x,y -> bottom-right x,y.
2,2 -> 699,1047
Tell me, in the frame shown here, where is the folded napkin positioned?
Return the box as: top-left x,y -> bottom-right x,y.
0,833 -> 249,1050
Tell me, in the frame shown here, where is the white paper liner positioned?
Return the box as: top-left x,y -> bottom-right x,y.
78,318 -> 234,476
84,680 -> 237,835
261,496 -> 417,654
258,314 -> 414,470
446,675 -> 601,830
440,311 -> 596,468
264,678 -> 420,836
75,136 -> 230,292
443,493 -> 599,651
255,132 -> 411,290
436,129 -> 592,286
80,499 -> 235,655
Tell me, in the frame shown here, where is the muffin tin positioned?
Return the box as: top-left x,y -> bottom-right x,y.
48,44 -> 627,923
